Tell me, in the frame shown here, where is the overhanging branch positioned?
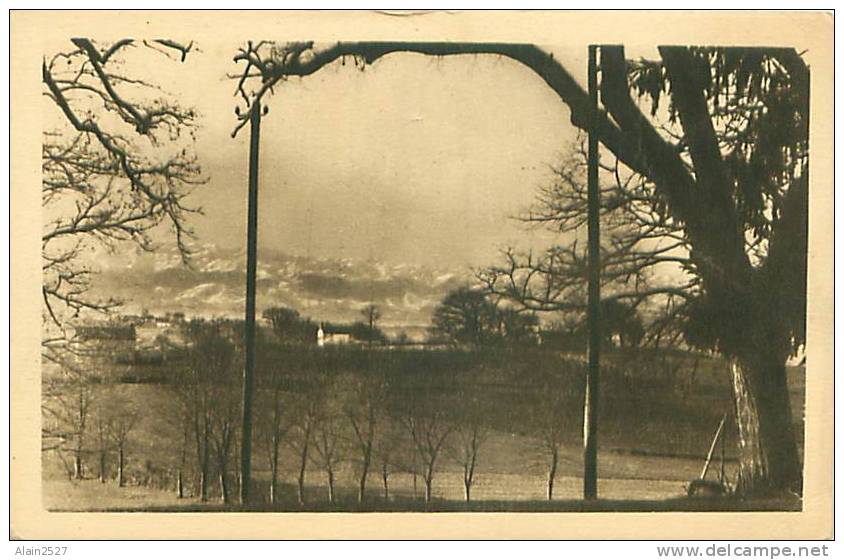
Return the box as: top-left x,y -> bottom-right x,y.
230,41 -> 637,163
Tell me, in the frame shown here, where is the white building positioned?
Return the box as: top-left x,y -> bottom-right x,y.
316,324 -> 352,347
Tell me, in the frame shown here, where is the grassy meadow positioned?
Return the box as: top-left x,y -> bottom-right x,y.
42,344 -> 806,511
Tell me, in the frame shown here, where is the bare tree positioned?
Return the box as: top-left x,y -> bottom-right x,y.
288,392 -> 319,506
93,406 -> 112,483
342,372 -> 387,503
527,367 -> 573,501
89,386 -> 141,487
176,412 -> 190,499
194,406 -> 212,502
446,393 -> 489,502
540,414 -> 566,502
373,415 -> 403,502
311,405 -> 343,505
360,304 -> 382,347
42,38 -> 202,336
108,406 -> 139,488
174,321 -> 237,501
452,424 -> 486,502
41,39 -> 203,474
258,358 -> 291,505
401,407 -> 452,503
210,394 -> 239,504
43,361 -> 95,480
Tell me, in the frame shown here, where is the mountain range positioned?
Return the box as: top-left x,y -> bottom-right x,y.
92,243 -> 472,327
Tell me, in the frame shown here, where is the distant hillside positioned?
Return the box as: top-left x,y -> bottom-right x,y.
91,244 -> 472,326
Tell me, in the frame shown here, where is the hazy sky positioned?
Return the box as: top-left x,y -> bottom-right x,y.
157,42 -> 590,270
44,39 -> 612,324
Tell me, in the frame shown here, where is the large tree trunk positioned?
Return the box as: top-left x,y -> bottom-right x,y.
731,351 -> 803,496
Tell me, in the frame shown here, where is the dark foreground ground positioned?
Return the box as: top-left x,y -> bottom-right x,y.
43,348 -> 805,512
45,468 -> 802,513
45,479 -> 800,513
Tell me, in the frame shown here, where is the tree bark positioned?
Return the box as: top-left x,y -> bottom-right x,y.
463,456 -> 476,502
358,453 -> 370,503
98,451 -> 107,483
297,448 -> 308,506
219,470 -> 229,504
381,461 -> 389,501
177,423 -> 187,498
199,429 -> 210,501
269,467 -> 278,505
464,472 -> 471,502
297,472 -> 306,506
117,445 -> 125,487
547,446 -> 558,501
269,432 -> 280,505
199,469 -> 208,501
74,452 -> 83,480
327,468 -> 335,504
731,352 -> 802,496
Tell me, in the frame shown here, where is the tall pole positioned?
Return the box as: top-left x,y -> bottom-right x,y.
583,45 -> 601,501
240,100 -> 261,505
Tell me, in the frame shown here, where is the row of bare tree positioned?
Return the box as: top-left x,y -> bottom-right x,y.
43,374 -> 140,488
162,322 -> 582,505
44,317 -> 711,506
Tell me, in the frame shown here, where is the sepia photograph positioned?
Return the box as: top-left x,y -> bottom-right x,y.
10,9 -> 834,540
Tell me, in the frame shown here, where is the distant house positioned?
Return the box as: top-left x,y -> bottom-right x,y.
75,324 -> 136,342
72,323 -> 137,367
316,324 -> 354,347
135,316 -> 185,348
74,316 -> 188,367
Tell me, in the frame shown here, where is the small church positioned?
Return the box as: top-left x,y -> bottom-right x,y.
316,323 -> 353,347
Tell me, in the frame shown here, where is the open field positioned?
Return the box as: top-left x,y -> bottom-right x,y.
42,346 -> 806,511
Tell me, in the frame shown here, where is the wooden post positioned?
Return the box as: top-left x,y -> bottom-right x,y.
583,44 -> 600,501
720,416 -> 727,485
700,414 -> 727,480
239,100 -> 262,505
